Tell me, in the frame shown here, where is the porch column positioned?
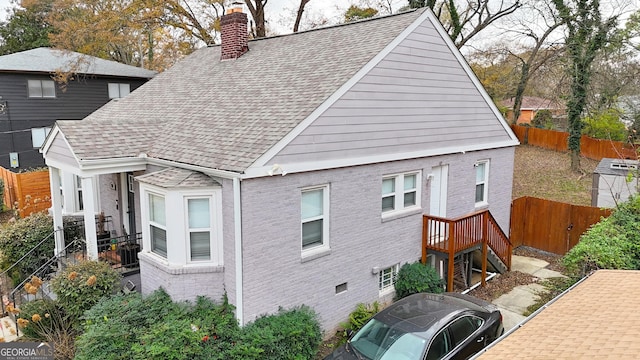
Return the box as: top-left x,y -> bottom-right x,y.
49,167 -> 65,255
81,176 -> 99,260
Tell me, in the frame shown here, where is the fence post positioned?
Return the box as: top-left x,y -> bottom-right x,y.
481,211 -> 488,287
421,216 -> 427,264
447,221 -> 455,292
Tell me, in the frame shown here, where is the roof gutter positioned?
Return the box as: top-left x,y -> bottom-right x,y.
470,271 -> 594,359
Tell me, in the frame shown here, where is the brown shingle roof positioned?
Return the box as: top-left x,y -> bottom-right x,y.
476,270 -> 640,359
501,96 -> 562,110
57,9 -> 425,173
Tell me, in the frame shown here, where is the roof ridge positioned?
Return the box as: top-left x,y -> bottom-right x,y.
207,8 -> 421,48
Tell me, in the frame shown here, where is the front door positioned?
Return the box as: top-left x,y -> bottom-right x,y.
126,172 -> 137,241
120,172 -> 137,241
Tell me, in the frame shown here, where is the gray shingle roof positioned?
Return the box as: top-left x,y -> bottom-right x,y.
136,167 -> 221,188
0,47 -> 156,78
57,9 -> 425,173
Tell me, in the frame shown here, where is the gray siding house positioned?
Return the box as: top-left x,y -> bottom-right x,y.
0,48 -> 155,170
41,7 -> 518,332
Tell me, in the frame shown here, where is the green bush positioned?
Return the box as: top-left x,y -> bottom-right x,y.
394,261 -> 444,300
563,195 -> 640,277
50,260 -> 121,321
75,290 -> 181,360
0,212 -> 54,284
340,302 -> 379,335
230,306 -> 321,360
77,289 -> 321,360
582,108 -> 627,141
532,109 -> 554,129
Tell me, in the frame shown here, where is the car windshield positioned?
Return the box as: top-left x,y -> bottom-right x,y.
350,318 -> 427,360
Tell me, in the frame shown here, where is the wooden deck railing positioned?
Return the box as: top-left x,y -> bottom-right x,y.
422,210 -> 512,291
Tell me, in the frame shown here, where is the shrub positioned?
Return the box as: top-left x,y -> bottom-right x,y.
77,290 -> 321,360
78,290 -> 240,360
532,109 -> 554,129
394,261 -> 444,300
17,299 -> 76,359
50,260 -> 121,321
0,212 -> 54,284
75,290 -> 179,360
230,306 -> 321,360
563,195 -> 640,277
582,108 -> 627,141
338,302 -> 380,342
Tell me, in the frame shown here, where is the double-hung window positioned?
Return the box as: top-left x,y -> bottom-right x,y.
28,80 -> 55,98
108,83 -> 130,99
301,185 -> 329,253
475,160 -> 489,206
187,198 -> 212,261
149,193 -> 167,257
382,172 -> 420,215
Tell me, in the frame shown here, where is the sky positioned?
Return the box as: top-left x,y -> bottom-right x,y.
0,1 -> 408,30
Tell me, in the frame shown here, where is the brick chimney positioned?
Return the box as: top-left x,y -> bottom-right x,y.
220,6 -> 249,60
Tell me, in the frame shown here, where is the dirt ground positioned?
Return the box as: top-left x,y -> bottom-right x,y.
512,145 -> 599,206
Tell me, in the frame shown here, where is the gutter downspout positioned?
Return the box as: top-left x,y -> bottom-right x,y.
233,177 -> 244,325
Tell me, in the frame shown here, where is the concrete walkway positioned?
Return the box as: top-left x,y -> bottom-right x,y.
492,255 -> 566,331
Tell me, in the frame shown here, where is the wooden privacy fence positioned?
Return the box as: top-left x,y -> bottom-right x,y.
0,166 -> 51,218
510,196 -> 612,255
512,125 -> 639,160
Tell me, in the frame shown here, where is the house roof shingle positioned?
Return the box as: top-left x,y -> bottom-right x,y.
501,96 -> 563,110
56,9 -> 426,173
476,270 -> 640,359
136,167 -> 221,188
0,47 -> 156,78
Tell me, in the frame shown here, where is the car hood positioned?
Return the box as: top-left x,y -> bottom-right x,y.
323,344 -> 360,360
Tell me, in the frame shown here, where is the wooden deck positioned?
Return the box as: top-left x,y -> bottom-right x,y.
422,210 -> 512,291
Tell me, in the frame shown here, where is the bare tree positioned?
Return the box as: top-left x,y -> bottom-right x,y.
293,0 -> 312,33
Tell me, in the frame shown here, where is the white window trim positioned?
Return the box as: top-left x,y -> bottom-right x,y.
381,171 -> 422,219
108,83 -> 131,99
28,79 -> 55,98
475,160 -> 490,208
140,183 -> 223,267
148,192 -> 167,258
379,264 -> 399,295
184,196 -> 216,264
301,184 -> 330,258
31,127 -> 51,148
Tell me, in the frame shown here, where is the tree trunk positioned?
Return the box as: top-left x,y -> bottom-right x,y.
293,0 -> 311,33
245,0 -> 267,38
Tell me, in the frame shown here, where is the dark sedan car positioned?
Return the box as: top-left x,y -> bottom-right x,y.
325,292 -> 503,360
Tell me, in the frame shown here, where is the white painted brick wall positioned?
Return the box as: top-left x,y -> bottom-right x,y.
137,147 -> 514,333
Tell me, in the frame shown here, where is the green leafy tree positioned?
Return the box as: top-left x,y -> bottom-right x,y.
344,5 -> 378,23
0,0 -> 53,55
532,109 -> 554,129
582,108 -> 627,141
551,0 -> 618,171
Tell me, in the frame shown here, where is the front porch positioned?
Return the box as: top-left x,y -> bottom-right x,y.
422,209 -> 512,291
